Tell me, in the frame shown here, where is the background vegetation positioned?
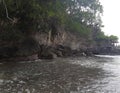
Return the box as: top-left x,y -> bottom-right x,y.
0,0 -> 118,57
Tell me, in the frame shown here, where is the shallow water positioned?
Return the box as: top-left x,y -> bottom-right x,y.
0,56 -> 120,93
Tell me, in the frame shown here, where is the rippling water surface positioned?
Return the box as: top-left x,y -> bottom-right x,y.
0,55 -> 120,93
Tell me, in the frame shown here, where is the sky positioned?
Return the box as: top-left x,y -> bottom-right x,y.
99,0 -> 120,43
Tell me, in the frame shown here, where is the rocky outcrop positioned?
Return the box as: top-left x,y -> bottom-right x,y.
37,44 -> 94,59
38,45 -> 57,59
38,45 -> 71,59
0,27 -> 95,61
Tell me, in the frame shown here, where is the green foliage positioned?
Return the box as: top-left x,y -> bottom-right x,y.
109,35 -> 118,40
0,0 -> 103,31
109,35 -> 118,43
94,30 -> 118,46
0,0 -> 118,48
65,19 -> 91,37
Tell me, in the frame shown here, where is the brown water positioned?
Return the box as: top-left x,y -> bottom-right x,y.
0,55 -> 120,93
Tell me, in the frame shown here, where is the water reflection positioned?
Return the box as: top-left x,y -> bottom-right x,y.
0,56 -> 120,93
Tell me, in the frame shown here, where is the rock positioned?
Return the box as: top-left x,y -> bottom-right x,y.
54,50 -> 63,57
81,52 -> 86,56
38,45 -> 58,59
38,52 -> 57,59
55,45 -> 72,57
27,54 -> 38,60
51,52 -> 57,59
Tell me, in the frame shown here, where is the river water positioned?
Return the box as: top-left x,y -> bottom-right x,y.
0,55 -> 120,93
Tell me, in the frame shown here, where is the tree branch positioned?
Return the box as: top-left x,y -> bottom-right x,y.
2,0 -> 14,21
